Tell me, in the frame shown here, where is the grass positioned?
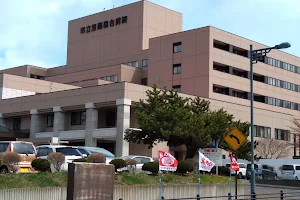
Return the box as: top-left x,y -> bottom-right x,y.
0,172 -> 233,189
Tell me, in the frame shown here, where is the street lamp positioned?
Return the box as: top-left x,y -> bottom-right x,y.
249,42 -> 291,197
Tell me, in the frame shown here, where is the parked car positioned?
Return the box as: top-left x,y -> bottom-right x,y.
0,141 -> 37,173
36,145 -> 83,171
281,164 -> 300,180
75,146 -> 115,164
118,155 -> 154,173
246,163 -> 277,180
225,163 -> 247,179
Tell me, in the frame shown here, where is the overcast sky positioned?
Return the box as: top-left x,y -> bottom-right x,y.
0,0 -> 299,70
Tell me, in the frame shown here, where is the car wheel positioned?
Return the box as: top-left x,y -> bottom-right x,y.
246,176 -> 250,180
274,175 -> 278,180
0,167 -> 8,174
295,176 -> 298,180
238,172 -> 243,179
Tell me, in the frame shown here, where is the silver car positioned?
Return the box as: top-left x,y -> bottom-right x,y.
75,146 -> 115,164
119,155 -> 154,173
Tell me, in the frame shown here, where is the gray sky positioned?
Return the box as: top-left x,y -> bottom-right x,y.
0,0 -> 299,70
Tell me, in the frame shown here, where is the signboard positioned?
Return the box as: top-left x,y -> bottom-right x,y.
198,151 -> 215,172
158,151 -> 178,171
202,148 -> 222,166
224,128 -> 247,151
80,16 -> 128,34
230,154 -> 239,171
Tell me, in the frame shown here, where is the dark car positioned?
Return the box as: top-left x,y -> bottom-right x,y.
246,164 -> 277,180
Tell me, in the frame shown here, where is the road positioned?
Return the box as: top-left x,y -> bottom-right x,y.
239,179 -> 300,199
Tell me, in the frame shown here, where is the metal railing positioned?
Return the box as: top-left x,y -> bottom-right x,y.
119,191 -> 300,200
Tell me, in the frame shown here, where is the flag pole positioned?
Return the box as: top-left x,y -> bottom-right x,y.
229,153 -> 232,197
197,151 -> 201,199
159,169 -> 163,200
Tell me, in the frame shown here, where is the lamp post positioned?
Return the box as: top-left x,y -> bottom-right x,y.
249,42 -> 291,197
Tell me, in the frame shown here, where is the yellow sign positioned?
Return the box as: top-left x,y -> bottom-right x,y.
224,128 -> 247,151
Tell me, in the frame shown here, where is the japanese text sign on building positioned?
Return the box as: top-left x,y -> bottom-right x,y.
80,16 -> 128,34
224,128 -> 247,151
158,150 -> 178,171
198,151 -> 215,172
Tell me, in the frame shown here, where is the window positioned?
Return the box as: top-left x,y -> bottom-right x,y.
233,69 -> 247,78
37,148 -> 48,157
106,110 -> 116,127
125,61 -> 139,67
254,125 -> 271,138
0,143 -> 9,153
78,148 -> 89,155
30,74 -> 45,80
213,85 -> 229,95
13,118 -> 21,130
172,85 -> 181,93
232,90 -> 248,99
141,78 -> 148,86
100,75 -> 118,82
134,157 -> 143,164
173,42 -> 182,53
71,111 -> 86,125
141,157 -> 151,163
13,143 -> 35,154
213,40 -> 230,51
46,115 -> 54,127
232,47 -> 248,57
173,64 -> 181,74
253,95 -> 265,103
142,59 -> 148,67
56,147 -> 81,156
275,128 -> 290,141
213,64 -> 229,73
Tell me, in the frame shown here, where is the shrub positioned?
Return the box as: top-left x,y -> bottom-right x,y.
125,159 -> 137,173
211,166 -> 230,176
176,161 -> 194,175
73,158 -> 89,163
184,158 -> 198,172
109,158 -> 127,172
2,152 -> 21,173
142,161 -> 159,175
48,152 -> 65,172
31,159 -> 51,172
87,153 -> 106,163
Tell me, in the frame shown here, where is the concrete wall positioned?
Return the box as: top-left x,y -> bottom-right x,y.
0,184 -> 245,200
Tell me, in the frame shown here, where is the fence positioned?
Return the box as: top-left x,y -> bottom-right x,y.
0,184 -> 244,200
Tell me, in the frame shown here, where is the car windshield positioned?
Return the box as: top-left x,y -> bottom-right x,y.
86,147 -> 115,158
282,165 -> 294,170
56,147 -> 81,156
13,143 -> 35,154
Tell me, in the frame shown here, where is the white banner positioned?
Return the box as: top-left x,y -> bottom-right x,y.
198,151 -> 215,172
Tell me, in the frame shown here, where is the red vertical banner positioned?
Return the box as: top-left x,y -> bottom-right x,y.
230,154 -> 239,171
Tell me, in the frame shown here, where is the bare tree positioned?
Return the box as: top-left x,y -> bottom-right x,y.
255,138 -> 293,159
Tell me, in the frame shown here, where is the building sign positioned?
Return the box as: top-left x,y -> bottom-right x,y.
202,148 -> 222,166
80,16 -> 128,34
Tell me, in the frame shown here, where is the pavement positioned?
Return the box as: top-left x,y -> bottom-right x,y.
239,179 -> 300,199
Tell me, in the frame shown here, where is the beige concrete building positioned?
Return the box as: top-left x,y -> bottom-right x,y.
0,1 -> 299,158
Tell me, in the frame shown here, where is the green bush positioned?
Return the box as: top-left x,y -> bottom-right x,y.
210,166 -> 230,176
73,158 -> 89,163
142,161 -> 159,175
176,161 -> 194,175
31,159 -> 51,172
109,158 -> 127,172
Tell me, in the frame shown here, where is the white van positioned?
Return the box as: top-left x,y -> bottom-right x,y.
281,164 -> 300,180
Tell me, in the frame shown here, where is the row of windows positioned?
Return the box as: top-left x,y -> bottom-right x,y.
265,57 -> 300,75
66,78 -> 97,84
213,40 -> 300,76
213,63 -> 300,94
213,85 -> 300,111
266,97 -> 300,111
124,61 -> 139,68
254,125 -> 271,138
267,77 -> 300,92
30,74 -> 45,80
100,75 -> 118,82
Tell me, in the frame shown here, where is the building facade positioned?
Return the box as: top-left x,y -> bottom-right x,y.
0,1 -> 299,158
